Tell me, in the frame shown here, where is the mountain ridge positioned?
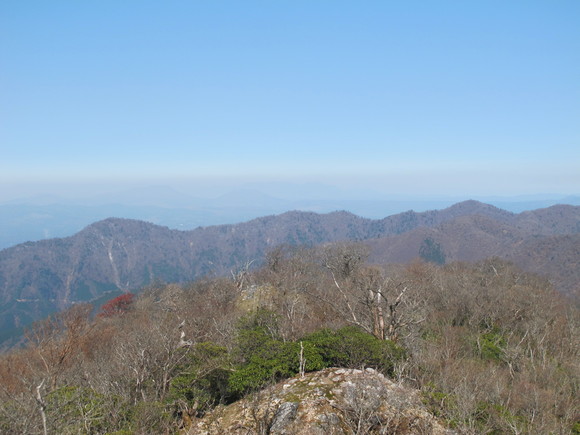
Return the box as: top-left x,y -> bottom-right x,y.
3,194 -> 579,251
1,200 -> 579,346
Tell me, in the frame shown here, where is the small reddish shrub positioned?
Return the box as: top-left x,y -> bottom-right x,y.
98,293 -> 135,318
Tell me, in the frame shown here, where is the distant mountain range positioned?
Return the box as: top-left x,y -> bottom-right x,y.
0,200 -> 579,346
2,188 -> 579,251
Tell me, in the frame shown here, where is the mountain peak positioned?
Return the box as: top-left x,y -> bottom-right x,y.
444,200 -> 514,219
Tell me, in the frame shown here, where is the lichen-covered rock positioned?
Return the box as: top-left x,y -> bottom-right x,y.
188,368 -> 455,434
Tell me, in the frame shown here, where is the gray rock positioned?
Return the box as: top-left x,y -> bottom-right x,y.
270,401 -> 299,434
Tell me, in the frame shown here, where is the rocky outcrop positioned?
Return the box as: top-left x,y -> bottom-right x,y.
189,368 -> 454,434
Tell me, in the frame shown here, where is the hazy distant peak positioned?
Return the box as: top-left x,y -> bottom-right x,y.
81,217 -> 170,238
536,203 -> 577,213
326,210 -> 363,218
444,199 -> 514,217
85,217 -> 145,228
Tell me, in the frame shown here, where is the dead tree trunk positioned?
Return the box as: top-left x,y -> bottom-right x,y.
35,379 -> 48,435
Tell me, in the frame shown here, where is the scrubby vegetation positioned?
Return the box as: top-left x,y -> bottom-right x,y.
0,243 -> 578,434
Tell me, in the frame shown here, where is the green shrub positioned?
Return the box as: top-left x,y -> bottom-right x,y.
475,327 -> 506,361
228,309 -> 326,395
228,339 -> 325,395
233,308 -> 282,360
302,326 -> 406,375
194,311 -> 406,400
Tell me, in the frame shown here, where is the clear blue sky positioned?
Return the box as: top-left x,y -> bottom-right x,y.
1,1 -> 579,200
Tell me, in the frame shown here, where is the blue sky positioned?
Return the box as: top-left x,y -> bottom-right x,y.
1,1 -> 579,201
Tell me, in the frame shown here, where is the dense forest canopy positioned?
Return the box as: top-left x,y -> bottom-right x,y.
0,244 -> 578,434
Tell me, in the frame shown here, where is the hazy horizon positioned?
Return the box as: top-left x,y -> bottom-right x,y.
2,179 -> 578,206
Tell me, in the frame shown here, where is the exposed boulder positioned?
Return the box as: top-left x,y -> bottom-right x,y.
190,367 -> 455,434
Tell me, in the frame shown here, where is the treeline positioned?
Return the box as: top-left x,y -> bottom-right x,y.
0,243 -> 578,434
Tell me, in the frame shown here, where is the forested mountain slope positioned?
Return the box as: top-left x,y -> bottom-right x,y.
0,252 -> 577,434
0,201 -> 578,345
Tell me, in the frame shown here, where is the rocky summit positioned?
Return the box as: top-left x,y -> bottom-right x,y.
191,367 -> 454,434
